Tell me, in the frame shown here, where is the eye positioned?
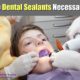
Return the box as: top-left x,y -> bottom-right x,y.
42,38 -> 47,41
24,42 -> 32,46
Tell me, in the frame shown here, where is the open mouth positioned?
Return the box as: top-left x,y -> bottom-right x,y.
39,49 -> 51,57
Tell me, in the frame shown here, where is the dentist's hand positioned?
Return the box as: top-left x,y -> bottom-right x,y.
4,51 -> 39,78
50,50 -> 80,70
63,38 -> 80,51
66,16 -> 80,39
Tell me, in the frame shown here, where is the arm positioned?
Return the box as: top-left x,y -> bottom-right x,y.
0,69 -> 6,80
0,16 -> 22,69
0,16 -> 22,57
0,69 -> 8,80
0,17 -> 11,57
0,69 -> 18,80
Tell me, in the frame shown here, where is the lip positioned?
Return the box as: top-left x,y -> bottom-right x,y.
39,49 -> 51,57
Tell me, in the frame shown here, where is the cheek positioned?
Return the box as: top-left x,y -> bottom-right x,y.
19,44 -> 37,54
44,42 -> 54,52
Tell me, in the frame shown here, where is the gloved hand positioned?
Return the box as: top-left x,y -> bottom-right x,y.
63,38 -> 80,51
4,51 -> 39,79
66,16 -> 80,39
50,50 -> 80,70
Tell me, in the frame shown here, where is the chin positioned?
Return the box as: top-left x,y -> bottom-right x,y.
32,56 -> 53,74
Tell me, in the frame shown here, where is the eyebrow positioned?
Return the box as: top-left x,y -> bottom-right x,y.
22,37 -> 31,42
20,37 -> 32,46
37,34 -> 43,37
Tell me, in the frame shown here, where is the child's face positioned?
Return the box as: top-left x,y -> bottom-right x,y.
18,30 -> 54,73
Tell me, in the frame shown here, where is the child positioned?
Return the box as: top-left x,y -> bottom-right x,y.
5,24 -> 80,80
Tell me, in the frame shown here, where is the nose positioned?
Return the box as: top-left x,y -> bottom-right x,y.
36,39 -> 43,46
